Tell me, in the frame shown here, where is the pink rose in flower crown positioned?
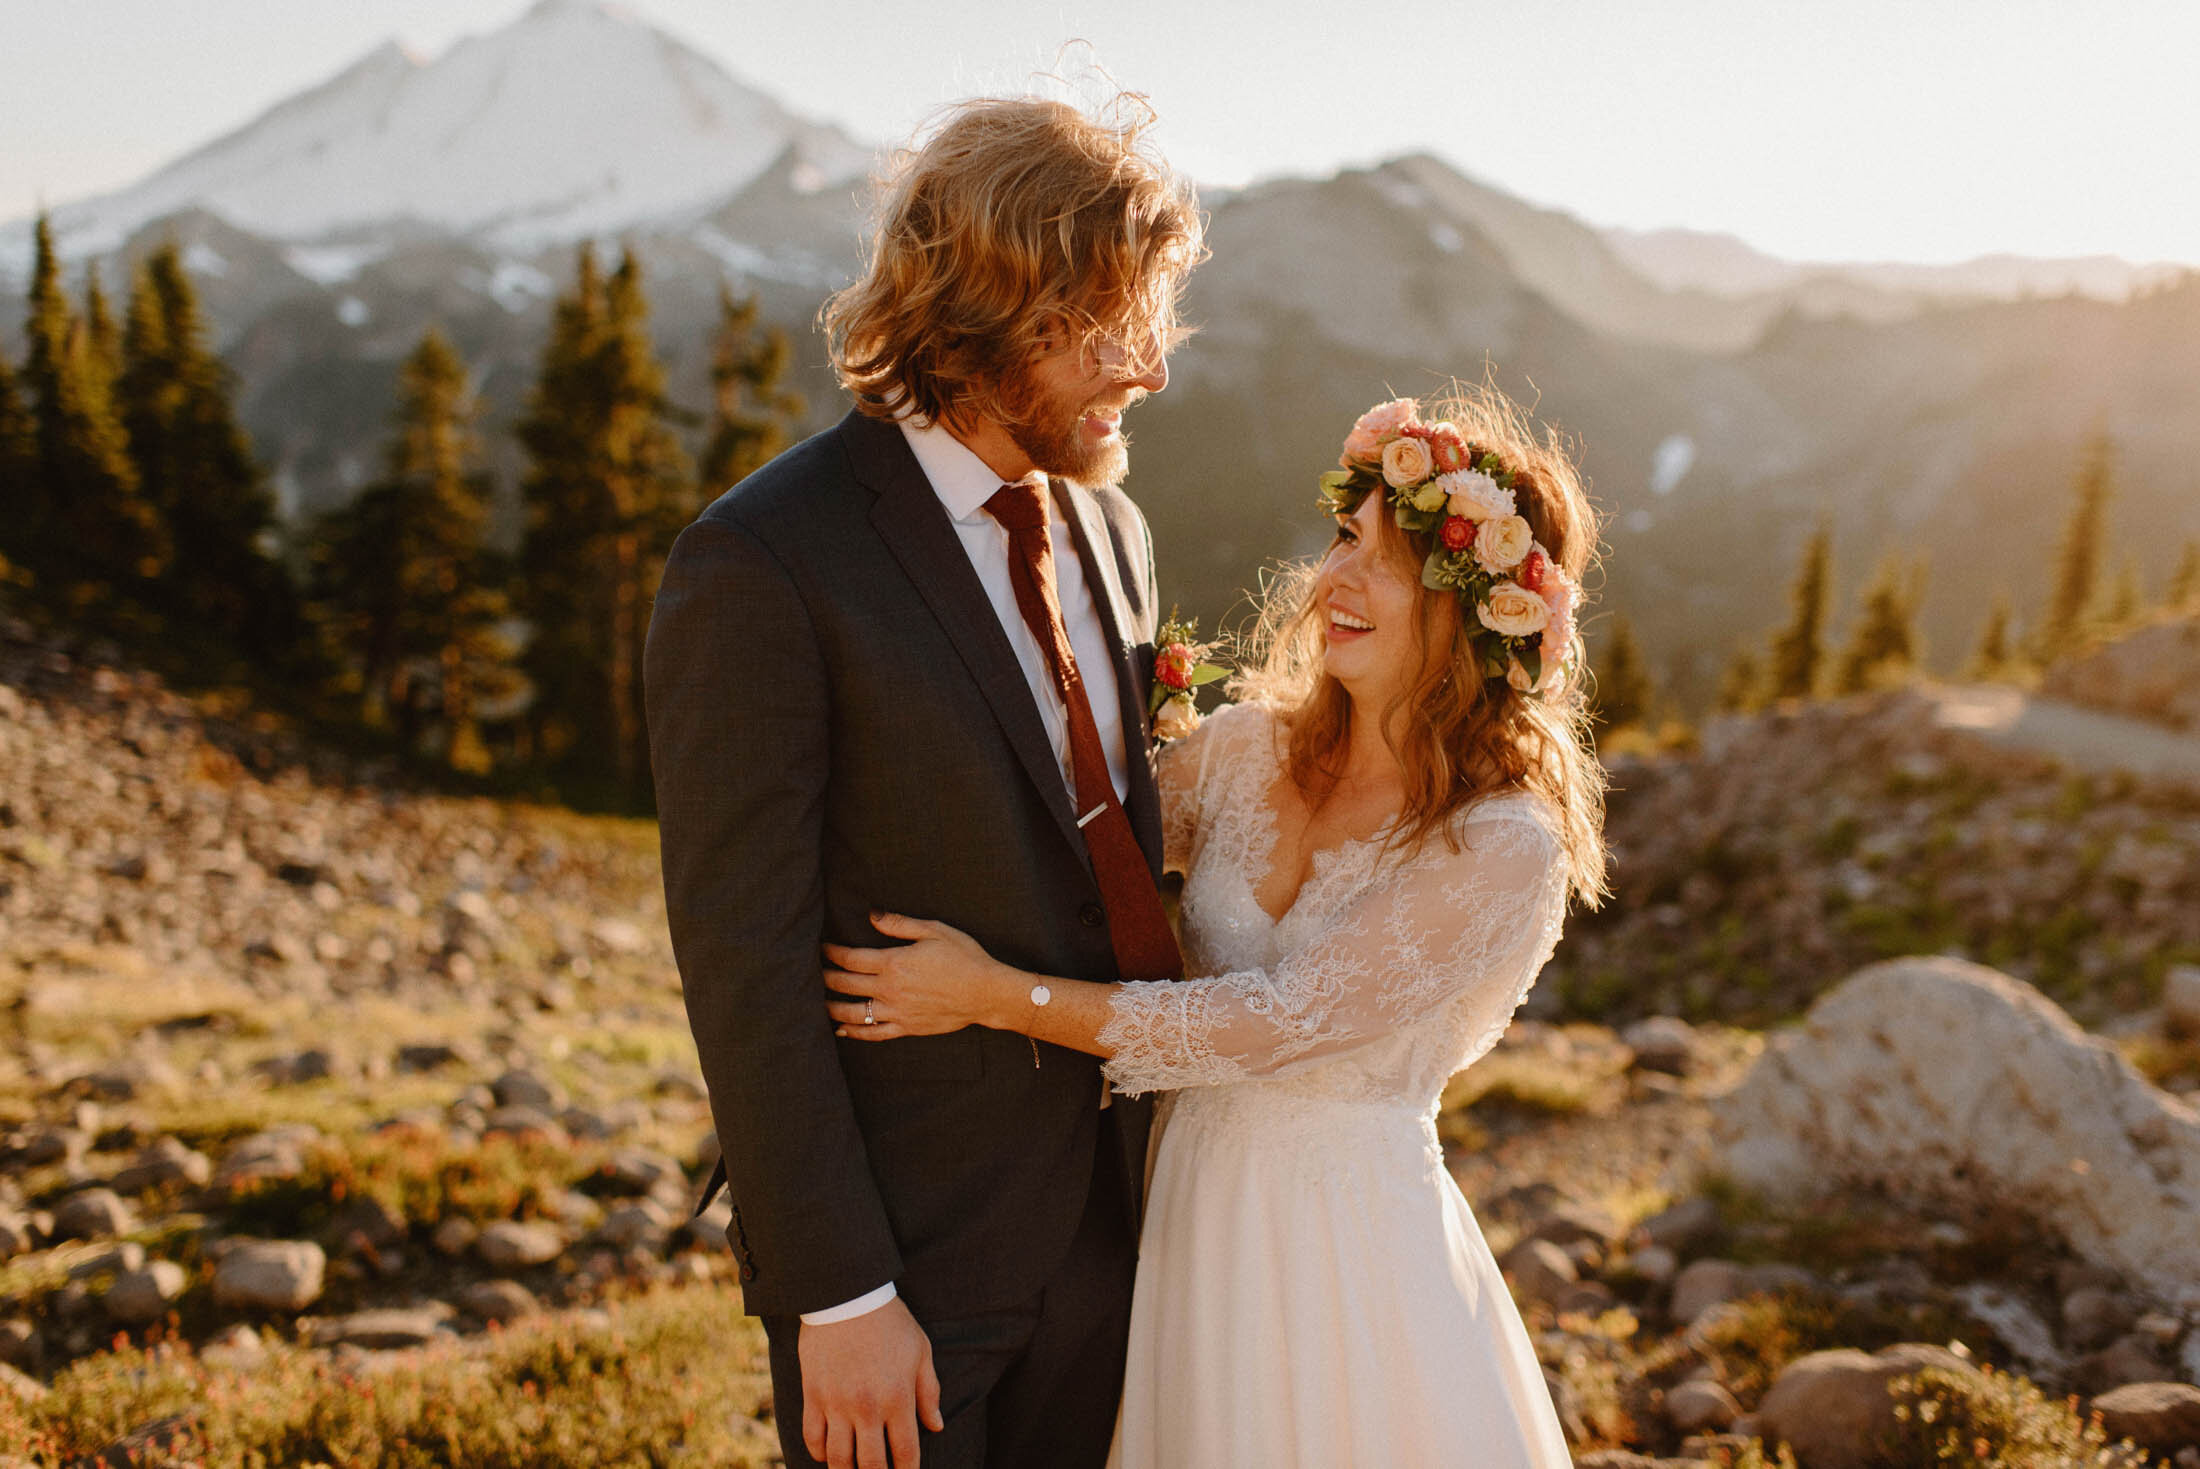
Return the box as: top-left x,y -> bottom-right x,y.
1155,642 -> 1195,692
1381,436 -> 1436,489
1339,398 -> 1420,466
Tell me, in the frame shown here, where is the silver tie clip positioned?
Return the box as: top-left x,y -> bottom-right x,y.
1076,803 -> 1107,829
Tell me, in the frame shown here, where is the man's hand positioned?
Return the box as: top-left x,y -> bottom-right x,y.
799,1297 -> 945,1468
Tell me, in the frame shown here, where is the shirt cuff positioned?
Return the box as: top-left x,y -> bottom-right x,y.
799,1282 -> 898,1325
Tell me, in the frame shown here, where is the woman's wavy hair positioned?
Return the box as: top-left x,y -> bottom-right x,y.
822,92 -> 1205,432
1233,382 -> 1610,908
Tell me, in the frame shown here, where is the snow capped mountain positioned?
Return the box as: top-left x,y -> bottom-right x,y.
30,0 -> 875,255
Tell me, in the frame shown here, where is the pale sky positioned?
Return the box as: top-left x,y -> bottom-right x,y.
5,0 -> 2197,266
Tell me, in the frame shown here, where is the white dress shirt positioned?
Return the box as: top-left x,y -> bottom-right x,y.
800,418 -> 1133,1328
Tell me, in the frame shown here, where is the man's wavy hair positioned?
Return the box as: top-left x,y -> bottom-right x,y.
822,93 -> 1205,431
1234,382 -> 1610,909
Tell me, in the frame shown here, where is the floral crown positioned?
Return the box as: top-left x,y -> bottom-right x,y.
1317,397 -> 1579,696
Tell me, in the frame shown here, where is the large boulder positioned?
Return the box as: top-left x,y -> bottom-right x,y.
1719,957 -> 2200,1299
2090,1382 -> 2200,1453
1756,1344 -> 1977,1469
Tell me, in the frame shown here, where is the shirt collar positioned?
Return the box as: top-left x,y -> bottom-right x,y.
898,417 -> 1045,524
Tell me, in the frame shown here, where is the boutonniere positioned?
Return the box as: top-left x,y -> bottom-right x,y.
1148,608 -> 1229,741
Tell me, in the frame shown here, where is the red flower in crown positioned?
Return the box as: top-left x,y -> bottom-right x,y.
1518,550 -> 1548,592
1440,515 -> 1476,552
1156,643 -> 1195,691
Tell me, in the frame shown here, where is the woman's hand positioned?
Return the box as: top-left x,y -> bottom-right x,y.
825,912 -> 1017,1040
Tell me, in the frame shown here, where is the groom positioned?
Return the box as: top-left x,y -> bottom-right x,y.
645,95 -> 1203,1469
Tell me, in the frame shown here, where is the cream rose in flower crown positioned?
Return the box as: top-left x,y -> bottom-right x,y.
1318,397 -> 1581,695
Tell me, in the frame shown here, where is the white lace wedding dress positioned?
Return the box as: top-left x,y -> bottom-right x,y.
1099,701 -> 1574,1468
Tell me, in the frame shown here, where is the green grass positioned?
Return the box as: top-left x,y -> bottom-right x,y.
0,1282 -> 779,1466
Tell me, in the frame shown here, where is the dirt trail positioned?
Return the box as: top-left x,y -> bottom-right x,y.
1927,684 -> 2200,786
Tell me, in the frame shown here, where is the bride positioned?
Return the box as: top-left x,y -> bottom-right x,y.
825,389 -> 1606,1467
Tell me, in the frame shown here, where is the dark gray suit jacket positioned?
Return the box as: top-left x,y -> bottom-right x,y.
645,408 -> 1165,1321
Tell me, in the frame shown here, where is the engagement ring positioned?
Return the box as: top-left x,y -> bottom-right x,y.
863,999 -> 877,1027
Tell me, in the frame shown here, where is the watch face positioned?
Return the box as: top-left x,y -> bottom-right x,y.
1031,984 -> 1053,1008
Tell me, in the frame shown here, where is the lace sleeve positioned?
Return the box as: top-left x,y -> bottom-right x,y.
1099,803 -> 1566,1095
1155,704 -> 1237,877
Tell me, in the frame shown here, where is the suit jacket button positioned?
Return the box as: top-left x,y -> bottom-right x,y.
1079,902 -> 1105,928
739,1262 -> 756,1282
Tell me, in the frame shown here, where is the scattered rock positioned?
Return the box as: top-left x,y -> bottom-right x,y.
395,1043 -> 464,1073
0,1213 -> 36,1260
1527,1202 -> 1624,1253
51,1187 -> 134,1241
0,1319 -> 36,1370
477,1221 -> 563,1272
431,1217 -> 481,1257
0,1361 -> 47,1404
68,1242 -> 147,1280
482,1104 -> 563,1140
252,1048 -> 336,1085
1621,1016 -> 1696,1075
198,1324 -> 268,1373
1499,1238 -> 1579,1307
458,1279 -> 540,1323
311,1308 -> 445,1350
107,1137 -> 212,1194
103,1261 -> 187,1325
597,1201 -> 672,1254
1720,957 -> 2200,1299
1623,1244 -> 1678,1287
2076,1332 -> 2166,1395
490,1069 -> 565,1112
2064,1285 -> 2135,1352
213,1129 -> 316,1192
1665,1378 -> 1741,1434
2166,966 -> 2200,1041
328,1195 -> 407,1251
1637,1196 -> 1720,1254
2092,1382 -> 2200,1453
212,1240 -> 326,1312
596,1147 -> 685,1197
1757,1344 -> 1979,1469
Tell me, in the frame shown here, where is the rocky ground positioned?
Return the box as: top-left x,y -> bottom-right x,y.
4,607 -> 2200,1465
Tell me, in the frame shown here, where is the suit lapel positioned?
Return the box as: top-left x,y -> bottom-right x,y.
1053,479 -> 1166,869
845,414 -> 1086,854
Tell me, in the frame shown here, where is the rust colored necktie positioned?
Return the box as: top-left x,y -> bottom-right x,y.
985,481 -> 1182,982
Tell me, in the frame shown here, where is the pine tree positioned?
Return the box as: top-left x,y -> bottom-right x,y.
1765,523 -> 1831,701
1716,645 -> 1763,714
2168,539 -> 2200,612
1965,595 -> 2018,682
0,351 -> 34,572
699,287 -> 804,496
1590,613 -> 1654,732
82,263 -> 122,390
118,241 -> 296,655
2103,554 -> 2140,631
314,327 -> 517,767
1834,553 -> 1924,694
517,245 -> 693,805
2034,431 -> 2112,660
21,215 -> 163,600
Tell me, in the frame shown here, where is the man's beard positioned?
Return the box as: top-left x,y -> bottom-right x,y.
1003,382 -> 1133,489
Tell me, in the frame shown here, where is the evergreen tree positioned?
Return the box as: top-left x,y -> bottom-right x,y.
0,351 -> 34,571
1965,595 -> 2018,682
118,241 -> 296,655
2168,539 -> 2200,612
82,263 -> 122,390
2034,431 -> 2112,660
699,286 -> 804,495
314,327 -> 517,768
1716,645 -> 1763,714
1590,613 -> 1655,732
1765,522 -> 1831,701
517,245 -> 693,805
2103,554 -> 2140,630
1834,553 -> 1924,694
21,215 -> 163,600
